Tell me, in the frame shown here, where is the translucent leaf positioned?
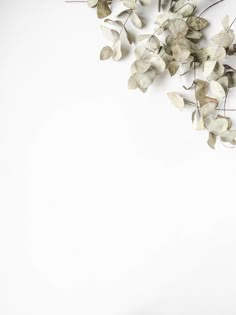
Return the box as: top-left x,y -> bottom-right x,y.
200,103 -> 217,118
207,62 -> 224,81
87,0 -> 98,8
221,15 -> 230,30
212,30 -> 235,48
128,74 -> 138,89
221,130 -> 236,145
100,25 -> 119,42
167,92 -> 185,110
205,116 -> 229,136
134,60 -> 151,73
135,68 -> 156,91
130,12 -> 143,29
195,116 -> 205,130
146,36 -> 160,51
172,45 -> 190,62
123,0 -> 137,9
203,60 -> 216,78
207,46 -> 226,61
134,46 -> 146,60
187,16 -> 208,31
209,80 -> 226,99
168,19 -> 188,36
151,55 -> 166,74
112,39 -> 122,61
100,46 -> 113,60
177,3 -> 195,17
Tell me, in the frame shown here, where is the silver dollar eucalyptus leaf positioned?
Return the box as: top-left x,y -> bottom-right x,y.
100,46 -> 113,60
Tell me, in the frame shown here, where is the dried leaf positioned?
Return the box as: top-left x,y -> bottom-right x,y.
123,0 -> 137,9
146,36 -> 160,51
212,30 -> 235,48
209,80 -> 226,99
104,19 -> 123,27
97,0 -> 111,19
203,60 -> 216,78
221,15 -> 230,31
135,68 -> 156,91
187,16 -> 208,31
168,61 -> 179,76
172,45 -> 190,62
167,92 -> 185,110
87,0 -> 98,8
134,60 -> 151,73
112,39 -> 122,61
168,19 -> 188,36
130,12 -> 143,29
221,130 -> 236,145
100,25 -> 119,42
207,133 -> 217,149
205,116 -> 229,136
100,46 -> 113,60
227,72 -> 236,88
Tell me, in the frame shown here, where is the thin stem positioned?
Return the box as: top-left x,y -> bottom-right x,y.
193,62 -> 201,116
199,0 -> 224,17
229,17 -> 236,30
119,10 -> 132,35
158,0 -> 161,12
223,90 -> 229,116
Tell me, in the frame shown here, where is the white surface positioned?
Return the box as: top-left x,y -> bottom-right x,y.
1,0 -> 236,314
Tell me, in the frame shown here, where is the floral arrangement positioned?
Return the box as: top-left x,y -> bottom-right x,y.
67,0 -> 236,149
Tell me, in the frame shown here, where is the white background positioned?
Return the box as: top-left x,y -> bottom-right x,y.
1,0 -> 236,314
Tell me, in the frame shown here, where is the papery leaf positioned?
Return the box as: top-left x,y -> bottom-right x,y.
227,72 -> 236,88
207,133 -> 217,149
134,60 -> 151,73
168,19 -> 188,36
221,130 -> 236,145
87,0 -> 98,8
221,15 -> 230,31
112,39 -> 122,61
212,30 -> 235,48
130,12 -> 143,29
100,46 -> 113,60
168,61 -> 179,76
167,92 -> 185,110
209,80 -> 226,99
97,0 -> 111,19
123,0 -> 137,9
187,16 -> 208,31
172,45 -> 190,62
205,116 -> 229,136
203,60 -> 216,78
100,25 -> 119,42
104,19 -> 123,27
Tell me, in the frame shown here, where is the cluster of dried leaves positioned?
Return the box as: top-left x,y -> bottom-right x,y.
79,0 -> 236,149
